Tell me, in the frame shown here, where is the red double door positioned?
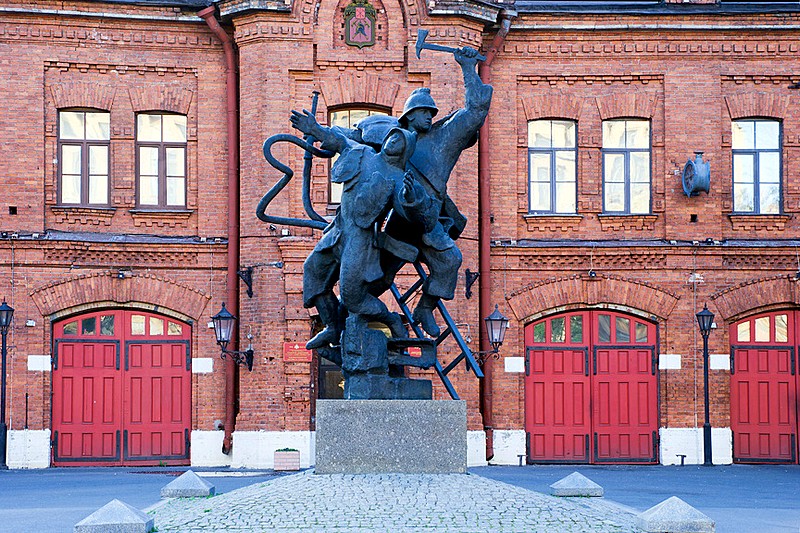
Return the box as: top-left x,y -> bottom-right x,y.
525,310 -> 658,464
52,310 -> 191,466
731,311 -> 800,463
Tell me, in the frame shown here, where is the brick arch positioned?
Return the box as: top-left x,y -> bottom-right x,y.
506,273 -> 680,323
128,86 -> 194,114
725,93 -> 790,120
29,272 -> 211,322
521,94 -> 583,122
51,82 -> 116,111
595,93 -> 658,120
710,274 -> 799,322
320,73 -> 401,110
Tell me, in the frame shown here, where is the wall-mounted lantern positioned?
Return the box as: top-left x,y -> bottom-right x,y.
212,303 -> 255,371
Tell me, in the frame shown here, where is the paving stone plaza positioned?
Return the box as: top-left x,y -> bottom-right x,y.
146,471 -> 642,532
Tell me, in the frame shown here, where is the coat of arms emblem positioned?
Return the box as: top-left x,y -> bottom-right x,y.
344,0 -> 376,48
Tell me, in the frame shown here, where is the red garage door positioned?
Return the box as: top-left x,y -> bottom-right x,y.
525,310 -> 658,464
52,310 -> 191,466
731,311 -> 799,463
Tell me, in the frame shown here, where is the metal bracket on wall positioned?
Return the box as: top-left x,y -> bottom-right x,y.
238,266 -> 254,298
465,269 -> 479,299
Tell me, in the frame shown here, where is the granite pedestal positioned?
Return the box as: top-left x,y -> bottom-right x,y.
315,399 -> 467,474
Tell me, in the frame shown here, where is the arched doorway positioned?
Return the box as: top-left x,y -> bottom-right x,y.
51,309 -> 191,466
730,310 -> 799,463
524,309 -> 658,464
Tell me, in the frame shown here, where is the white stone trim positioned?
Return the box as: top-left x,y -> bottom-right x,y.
191,357 -> 214,374
231,431 -> 315,469
709,353 -> 730,371
7,430 -> 51,469
190,430 -> 233,467
659,427 -> 732,465
467,430 -> 488,467
490,429 -> 526,465
27,355 -> 51,372
504,357 -> 525,373
658,353 -> 681,370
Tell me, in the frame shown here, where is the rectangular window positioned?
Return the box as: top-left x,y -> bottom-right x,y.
136,113 -> 187,208
58,110 -> 110,206
328,108 -> 389,204
602,119 -> 651,214
528,120 -> 577,214
732,119 -> 781,214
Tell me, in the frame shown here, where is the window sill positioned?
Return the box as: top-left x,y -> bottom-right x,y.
51,206 -> 116,226
523,214 -> 583,232
728,214 -> 791,231
598,214 -> 657,231
129,208 -> 194,228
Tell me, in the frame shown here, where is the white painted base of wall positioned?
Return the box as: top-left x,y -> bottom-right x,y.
190,430 -> 233,467
490,429 -> 526,465
659,427 -> 733,465
7,430 -> 51,469
230,431 -> 315,469
467,430 -> 488,467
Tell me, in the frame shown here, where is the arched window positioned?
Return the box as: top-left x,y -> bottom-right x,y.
528,119 -> 577,214
58,109 -> 110,206
732,118 -> 781,214
602,119 -> 651,214
136,113 -> 187,208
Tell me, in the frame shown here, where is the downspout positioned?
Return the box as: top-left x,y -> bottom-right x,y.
199,6 -> 240,456
478,11 -> 514,462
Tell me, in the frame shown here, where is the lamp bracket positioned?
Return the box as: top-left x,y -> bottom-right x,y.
465,269 -> 480,299
221,347 -> 255,372
238,266 -> 254,298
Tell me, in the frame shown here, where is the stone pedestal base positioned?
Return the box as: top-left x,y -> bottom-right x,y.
315,399 -> 467,474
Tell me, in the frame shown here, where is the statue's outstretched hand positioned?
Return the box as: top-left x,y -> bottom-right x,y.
454,47 -> 480,68
290,109 -> 318,136
401,171 -> 417,203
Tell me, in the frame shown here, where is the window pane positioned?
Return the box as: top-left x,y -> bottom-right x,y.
63,321 -> 78,335
62,175 -> 81,204
630,183 -> 650,214
737,321 -> 750,342
603,121 -> 626,149
630,152 -> 650,183
598,315 -> 611,343
137,114 -> 162,142
149,317 -> 164,336
555,151 -> 575,182
60,112 -> 84,140
139,146 -> 159,176
166,148 -> 185,177
551,317 -> 565,343
88,145 -> 108,175
100,315 -> 115,336
775,314 -> 788,343
626,120 -> 650,149
605,153 -> 625,182
635,322 -> 648,343
85,112 -> 110,140
755,121 -> 779,150
131,315 -> 146,335
759,152 -> 780,183
732,121 -> 755,149
82,317 -> 96,335
570,315 -> 583,343
552,121 -> 576,149
529,152 -> 551,211
616,316 -> 630,343
605,182 -> 625,212
89,174 -> 108,205
349,109 -> 370,125
533,322 -> 545,343
733,153 -> 754,183
167,177 -> 185,206
163,115 -> 187,142
530,152 -> 551,182
755,316 -> 770,342
530,182 -> 550,212
528,120 -> 551,148
330,181 -> 343,204
555,182 -> 576,214
168,322 -> 183,336
139,175 -> 159,205
759,183 -> 780,214
62,145 -> 82,175
330,111 -> 351,128
734,183 -> 754,212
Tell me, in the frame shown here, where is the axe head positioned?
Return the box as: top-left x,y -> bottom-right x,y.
415,29 -> 429,59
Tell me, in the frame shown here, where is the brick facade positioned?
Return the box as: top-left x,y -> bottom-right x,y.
2,0 -> 800,466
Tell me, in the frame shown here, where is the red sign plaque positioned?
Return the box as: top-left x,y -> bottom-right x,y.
283,342 -> 312,362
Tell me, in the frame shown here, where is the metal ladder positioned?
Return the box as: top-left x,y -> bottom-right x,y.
390,261 -> 484,400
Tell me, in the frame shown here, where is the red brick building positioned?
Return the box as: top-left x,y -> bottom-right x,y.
2,0 -> 800,468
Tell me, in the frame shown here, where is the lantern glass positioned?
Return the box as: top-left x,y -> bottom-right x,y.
212,303 -> 236,349
696,304 -> 714,336
0,299 -> 13,335
484,304 -> 509,350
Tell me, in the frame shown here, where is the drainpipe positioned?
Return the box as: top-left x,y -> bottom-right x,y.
478,11 -> 514,462
199,6 -> 240,456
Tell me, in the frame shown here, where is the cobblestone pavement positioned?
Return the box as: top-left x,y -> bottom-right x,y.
148,470 -> 642,532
